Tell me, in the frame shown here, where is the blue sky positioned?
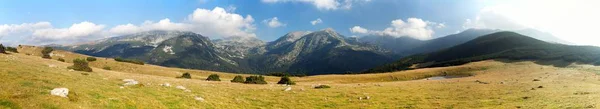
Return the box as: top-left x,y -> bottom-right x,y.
1,0 -> 599,46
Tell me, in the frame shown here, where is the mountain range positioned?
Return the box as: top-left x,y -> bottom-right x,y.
53,28 -> 587,75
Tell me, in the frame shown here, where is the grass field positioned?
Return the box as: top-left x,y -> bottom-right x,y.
1,46 -> 599,108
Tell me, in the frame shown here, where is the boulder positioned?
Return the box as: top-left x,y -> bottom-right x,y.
176,86 -> 187,90
50,88 -> 69,98
284,87 -> 292,91
160,83 -> 171,87
122,79 -> 139,86
194,96 -> 205,102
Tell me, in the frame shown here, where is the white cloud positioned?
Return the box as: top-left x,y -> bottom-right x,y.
436,23 -> 445,28
462,0 -> 600,46
263,17 -> 286,28
351,18 -> 435,40
310,18 -> 323,25
261,0 -> 370,10
0,6 -> 257,45
0,21 -> 107,44
111,7 -> 256,38
32,21 -> 106,41
349,26 -> 368,34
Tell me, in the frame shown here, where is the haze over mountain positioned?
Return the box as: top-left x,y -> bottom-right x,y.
365,31 -> 600,73
358,28 -> 572,56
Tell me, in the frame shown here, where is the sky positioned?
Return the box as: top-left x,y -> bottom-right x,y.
0,0 -> 599,46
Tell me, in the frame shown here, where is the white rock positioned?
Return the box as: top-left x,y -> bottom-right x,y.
122,79 -> 139,86
176,86 -> 186,90
366,96 -> 371,100
48,64 -> 57,68
194,96 -> 205,102
68,69 -> 74,72
184,89 -> 192,92
160,83 -> 171,87
120,86 -> 125,89
284,87 -> 292,91
50,88 -> 69,97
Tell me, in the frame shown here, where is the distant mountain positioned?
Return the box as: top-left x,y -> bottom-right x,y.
358,35 -> 424,55
56,30 -> 192,58
359,28 -> 572,56
250,28 -> 393,75
57,29 -> 394,75
514,29 -> 573,44
364,31 -> 600,73
143,33 -> 250,73
213,36 -> 265,59
404,29 -> 500,55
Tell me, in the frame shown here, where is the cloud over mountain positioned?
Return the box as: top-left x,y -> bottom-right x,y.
0,7 -> 256,45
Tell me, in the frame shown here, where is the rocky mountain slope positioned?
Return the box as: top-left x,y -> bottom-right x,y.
57,29 -> 392,75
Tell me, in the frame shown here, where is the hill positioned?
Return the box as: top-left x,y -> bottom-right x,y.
365,31 -> 600,73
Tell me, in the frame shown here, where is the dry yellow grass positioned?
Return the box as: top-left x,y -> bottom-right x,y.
0,46 -> 599,108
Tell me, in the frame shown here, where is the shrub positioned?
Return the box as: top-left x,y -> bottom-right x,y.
206,74 -> 221,81
277,76 -> 296,85
230,75 -> 245,83
314,85 -> 331,89
102,66 -> 111,70
0,44 -> 5,53
5,47 -> 17,53
41,47 -> 53,59
114,57 -> 144,65
68,58 -> 92,72
86,57 -> 97,62
57,58 -> 66,62
178,72 -> 192,79
244,75 -> 267,84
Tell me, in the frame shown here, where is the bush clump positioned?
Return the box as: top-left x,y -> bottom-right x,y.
5,47 -> 17,53
86,57 -> 97,62
230,75 -> 245,83
41,47 -> 53,59
206,74 -> 221,81
57,58 -> 66,62
314,85 -> 331,89
102,66 -> 111,70
178,72 -> 192,79
68,58 -> 92,72
277,76 -> 296,85
0,44 -> 5,54
244,75 -> 267,84
114,57 -> 144,65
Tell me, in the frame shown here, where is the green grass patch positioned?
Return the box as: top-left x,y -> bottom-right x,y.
0,99 -> 20,109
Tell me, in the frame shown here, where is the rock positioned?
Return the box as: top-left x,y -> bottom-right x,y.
284,87 -> 292,91
475,80 -> 489,84
358,97 -> 363,100
184,89 -> 192,92
122,79 -> 139,86
68,69 -> 75,72
300,88 -> 305,91
120,86 -> 125,89
194,96 -> 205,102
533,79 -> 541,81
176,86 -> 186,90
537,86 -> 544,88
160,83 -> 171,87
50,88 -> 69,98
48,64 -> 57,68
366,96 -> 371,100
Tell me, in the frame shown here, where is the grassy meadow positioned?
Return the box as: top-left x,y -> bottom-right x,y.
0,46 -> 599,108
